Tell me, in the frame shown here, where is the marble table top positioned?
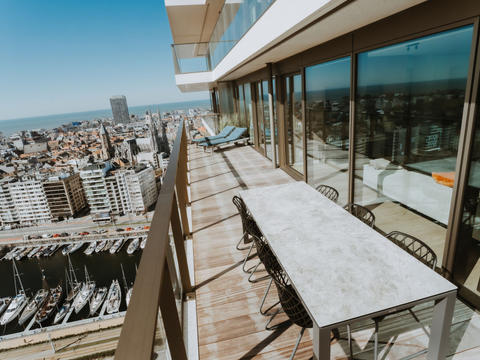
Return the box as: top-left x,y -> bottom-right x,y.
239,181 -> 457,328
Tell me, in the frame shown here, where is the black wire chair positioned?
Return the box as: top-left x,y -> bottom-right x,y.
232,196 -> 262,273
262,243 -> 313,360
315,184 -> 339,202
347,231 -> 437,360
250,234 -> 283,319
343,203 -> 375,227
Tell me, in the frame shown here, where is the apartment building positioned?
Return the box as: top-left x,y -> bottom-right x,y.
42,173 -> 87,221
7,177 -> 51,226
0,177 -> 19,228
80,162 -> 157,221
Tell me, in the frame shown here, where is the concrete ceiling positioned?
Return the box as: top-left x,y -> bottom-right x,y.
166,0 -> 225,44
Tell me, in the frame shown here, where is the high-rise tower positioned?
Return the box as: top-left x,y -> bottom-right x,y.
110,95 -> 130,124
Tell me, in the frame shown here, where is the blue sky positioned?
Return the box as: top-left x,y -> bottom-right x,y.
0,0 -> 208,121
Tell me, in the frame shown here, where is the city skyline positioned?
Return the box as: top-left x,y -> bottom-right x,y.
0,0 -> 208,121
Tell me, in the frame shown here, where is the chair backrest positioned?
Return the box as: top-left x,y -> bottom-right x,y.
386,231 -> 437,269
251,234 -> 282,275
232,196 -> 262,237
225,127 -> 247,141
218,125 -> 235,137
343,203 -> 375,227
315,184 -> 339,202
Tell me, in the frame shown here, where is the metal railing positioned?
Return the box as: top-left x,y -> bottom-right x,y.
115,120 -> 191,360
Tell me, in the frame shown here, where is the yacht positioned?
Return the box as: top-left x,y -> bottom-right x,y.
89,287 -> 107,315
0,260 -> 29,325
69,242 -> 84,255
0,293 -> 28,325
27,246 -> 41,259
72,267 -> 95,314
15,247 -> 31,261
0,297 -> 11,317
95,240 -> 107,253
106,280 -> 121,314
103,240 -> 114,252
35,285 -> 63,323
84,242 -> 96,255
62,244 -> 73,256
126,238 -> 139,255
126,287 -> 133,307
53,302 -> 70,324
18,288 -> 48,326
140,236 -> 147,249
109,239 -> 124,254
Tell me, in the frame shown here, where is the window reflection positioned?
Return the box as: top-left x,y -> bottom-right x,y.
285,74 -> 304,174
262,80 -> 272,160
306,57 -> 350,204
354,25 -> 473,266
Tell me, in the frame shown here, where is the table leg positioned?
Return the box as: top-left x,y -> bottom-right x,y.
313,325 -> 330,360
427,291 -> 456,360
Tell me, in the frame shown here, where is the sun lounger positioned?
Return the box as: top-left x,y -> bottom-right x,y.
191,125 -> 235,143
199,127 -> 248,151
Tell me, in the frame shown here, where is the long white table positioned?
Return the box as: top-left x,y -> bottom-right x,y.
239,181 -> 457,360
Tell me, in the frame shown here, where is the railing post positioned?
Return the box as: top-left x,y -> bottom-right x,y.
160,264 -> 188,360
171,192 -> 192,293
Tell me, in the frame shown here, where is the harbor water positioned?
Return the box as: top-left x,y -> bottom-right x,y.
0,244 -> 141,336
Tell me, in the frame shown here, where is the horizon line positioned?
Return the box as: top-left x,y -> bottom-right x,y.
0,98 -> 211,122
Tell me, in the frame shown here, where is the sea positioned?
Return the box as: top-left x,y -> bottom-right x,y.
0,99 -> 211,136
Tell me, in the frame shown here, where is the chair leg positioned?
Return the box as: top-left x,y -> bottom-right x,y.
236,231 -> 250,250
289,327 -> 305,360
265,308 -> 282,331
242,242 -> 256,273
259,277 -> 280,316
374,321 -> 379,360
248,260 -> 270,283
347,324 -> 353,359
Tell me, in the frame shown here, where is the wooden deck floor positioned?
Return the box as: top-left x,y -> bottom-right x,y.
188,143 -> 480,360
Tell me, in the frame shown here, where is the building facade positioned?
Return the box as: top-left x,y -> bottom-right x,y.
42,173 -> 87,221
167,0 -> 480,308
110,95 -> 130,124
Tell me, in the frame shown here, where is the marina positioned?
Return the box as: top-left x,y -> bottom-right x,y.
0,236 -> 141,337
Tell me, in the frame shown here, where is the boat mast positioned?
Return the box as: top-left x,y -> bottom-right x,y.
12,259 -> 25,294
65,268 -> 70,296
84,265 -> 90,284
120,263 -> 128,291
68,254 -> 78,284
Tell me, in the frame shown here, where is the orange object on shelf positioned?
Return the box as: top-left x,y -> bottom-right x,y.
432,171 -> 455,188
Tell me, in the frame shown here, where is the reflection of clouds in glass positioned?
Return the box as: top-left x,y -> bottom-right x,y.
359,25 -> 473,86
306,57 -> 351,92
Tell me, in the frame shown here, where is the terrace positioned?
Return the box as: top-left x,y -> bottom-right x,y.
115,122 -> 480,360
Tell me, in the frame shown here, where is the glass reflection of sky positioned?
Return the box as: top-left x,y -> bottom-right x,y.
358,25 -> 473,86
306,57 -> 351,92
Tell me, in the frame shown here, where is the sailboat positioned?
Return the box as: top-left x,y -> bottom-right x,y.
126,238 -> 139,255
35,284 -> 63,323
84,242 -> 96,255
121,264 -> 133,307
89,287 -> 107,315
72,266 -> 95,314
140,236 -> 147,249
0,260 -> 29,326
105,279 -> 121,314
0,297 -> 12,317
69,242 -> 84,255
19,271 -> 49,326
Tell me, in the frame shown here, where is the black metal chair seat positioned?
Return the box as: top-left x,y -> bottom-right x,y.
315,184 -> 339,203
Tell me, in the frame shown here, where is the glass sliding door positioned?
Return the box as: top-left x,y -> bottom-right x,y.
244,83 -> 255,143
255,82 -> 265,153
262,80 -> 272,160
238,84 -> 247,128
273,77 -> 279,166
454,105 -> 480,300
354,25 -> 474,266
305,57 -> 350,204
285,74 -> 304,174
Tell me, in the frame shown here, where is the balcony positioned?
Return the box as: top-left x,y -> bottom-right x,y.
109,121 -> 480,360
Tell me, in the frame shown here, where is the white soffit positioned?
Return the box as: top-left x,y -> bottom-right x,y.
166,0 -> 225,44
175,72 -> 214,92
216,0 -> 426,81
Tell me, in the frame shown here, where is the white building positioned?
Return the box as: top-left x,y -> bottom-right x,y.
0,178 -> 19,227
80,162 -> 157,220
7,177 -> 51,226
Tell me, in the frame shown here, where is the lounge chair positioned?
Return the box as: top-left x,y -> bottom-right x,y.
199,127 -> 248,151
191,125 -> 235,143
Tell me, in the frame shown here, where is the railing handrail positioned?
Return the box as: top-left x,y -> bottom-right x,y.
115,119 -> 190,360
